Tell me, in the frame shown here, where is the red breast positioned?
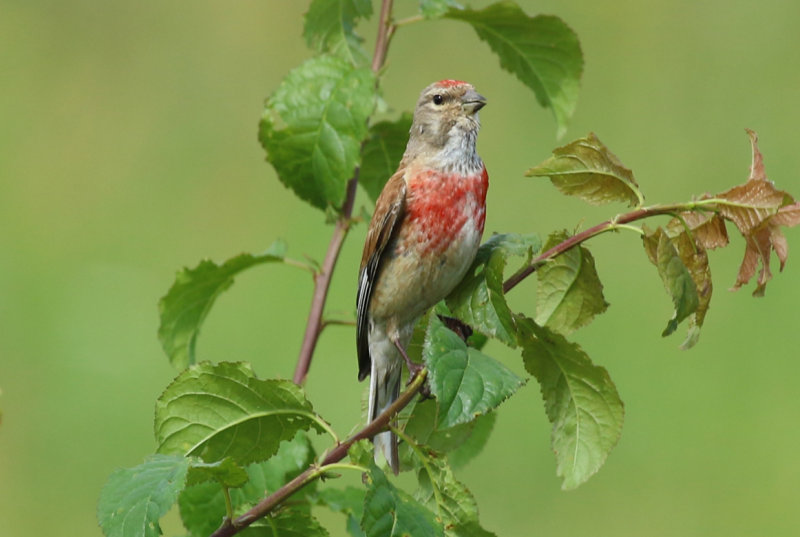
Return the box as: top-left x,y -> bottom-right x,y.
403,166 -> 488,255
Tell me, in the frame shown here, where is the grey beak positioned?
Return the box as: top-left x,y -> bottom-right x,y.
462,89 -> 487,114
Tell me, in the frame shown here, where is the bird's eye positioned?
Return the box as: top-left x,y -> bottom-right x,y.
432,94 -> 444,105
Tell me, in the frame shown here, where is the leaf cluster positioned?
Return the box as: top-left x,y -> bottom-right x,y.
98,2 -> 799,537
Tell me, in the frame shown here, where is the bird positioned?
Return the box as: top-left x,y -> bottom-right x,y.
356,80 -> 488,474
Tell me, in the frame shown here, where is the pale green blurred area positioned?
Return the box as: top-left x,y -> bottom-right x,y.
2,0 -> 800,535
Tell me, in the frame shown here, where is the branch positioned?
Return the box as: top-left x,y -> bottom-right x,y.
503,202 -> 711,292
292,0 -> 396,385
293,176 -> 358,385
208,369 -> 428,537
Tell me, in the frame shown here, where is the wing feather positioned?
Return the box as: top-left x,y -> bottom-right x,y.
357,170 -> 407,380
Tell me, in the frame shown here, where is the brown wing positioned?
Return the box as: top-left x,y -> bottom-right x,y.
356,170 -> 407,381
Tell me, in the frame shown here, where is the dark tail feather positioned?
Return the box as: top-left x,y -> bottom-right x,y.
368,358 -> 401,474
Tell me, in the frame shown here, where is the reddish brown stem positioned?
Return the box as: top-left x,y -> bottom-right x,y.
292,0 -> 396,385
503,204 -> 691,293
371,0 -> 394,73
293,176 -> 358,385
208,369 -> 427,537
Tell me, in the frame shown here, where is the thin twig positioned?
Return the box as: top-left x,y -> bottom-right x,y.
502,202 -> 712,293
292,176 -> 359,385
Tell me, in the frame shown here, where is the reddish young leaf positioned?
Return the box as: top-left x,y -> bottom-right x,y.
675,207 -> 729,250
717,130 -> 800,295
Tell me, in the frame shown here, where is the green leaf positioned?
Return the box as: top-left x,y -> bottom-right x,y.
304,0 -> 373,66
316,486 -> 367,537
155,362 -> 324,465
535,231 -> 609,334
361,465 -> 443,537
424,315 -> 524,429
642,227 -> 700,337
447,411 -> 496,470
179,433 -> 316,536
447,233 -> 540,347
445,2 -> 582,137
402,399 -> 495,470
186,457 -> 248,488
415,455 -> 497,537
347,438 -> 375,468
157,241 -> 287,369
98,454 -> 190,537
518,317 -> 624,490
251,510 -> 330,537
526,133 -> 643,206
359,114 -> 412,201
420,0 -> 462,19
259,55 -> 377,211
651,224 -> 713,348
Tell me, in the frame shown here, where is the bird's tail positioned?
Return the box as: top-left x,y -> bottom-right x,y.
368,356 -> 402,474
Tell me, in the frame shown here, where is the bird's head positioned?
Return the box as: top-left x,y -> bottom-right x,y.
408,80 -> 486,153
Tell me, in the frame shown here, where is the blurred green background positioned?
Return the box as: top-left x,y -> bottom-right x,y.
2,0 -> 799,535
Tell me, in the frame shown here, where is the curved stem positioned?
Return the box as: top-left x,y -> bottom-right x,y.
392,426 -> 444,516
394,14 -> 424,27
503,201 -> 717,293
611,223 -> 645,235
319,462 -> 369,474
309,414 -> 340,446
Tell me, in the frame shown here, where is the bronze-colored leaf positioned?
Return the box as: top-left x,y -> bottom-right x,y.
716,130 -> 800,295
526,133 -> 644,207
732,227 -> 773,296
674,208 -> 729,250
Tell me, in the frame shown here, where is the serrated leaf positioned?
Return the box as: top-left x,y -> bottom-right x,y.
186,457 -> 248,488
424,315 -> 524,429
236,510 -> 329,537
675,208 -> 730,250
526,132 -> 643,206
415,455 -> 496,537
715,130 -> 800,295
420,0 -> 463,19
158,241 -> 287,369
447,233 -> 541,347
642,227 -> 700,337
662,222 -> 714,349
304,0 -> 373,66
518,317 -> 624,490
155,362 -> 324,465
259,55 -> 377,211
447,411 -> 496,470
445,2 -> 582,137
179,433 -> 316,536
98,454 -> 190,537
256,510 -> 330,537
536,231 -> 608,334
359,114 -> 412,201
401,398 -> 494,468
316,486 -> 367,537
361,465 -> 443,537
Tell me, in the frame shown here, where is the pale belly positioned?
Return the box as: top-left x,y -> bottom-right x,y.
368,214 -> 483,329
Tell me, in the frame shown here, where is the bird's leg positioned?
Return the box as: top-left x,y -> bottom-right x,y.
392,338 -> 422,376
391,338 -> 432,399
